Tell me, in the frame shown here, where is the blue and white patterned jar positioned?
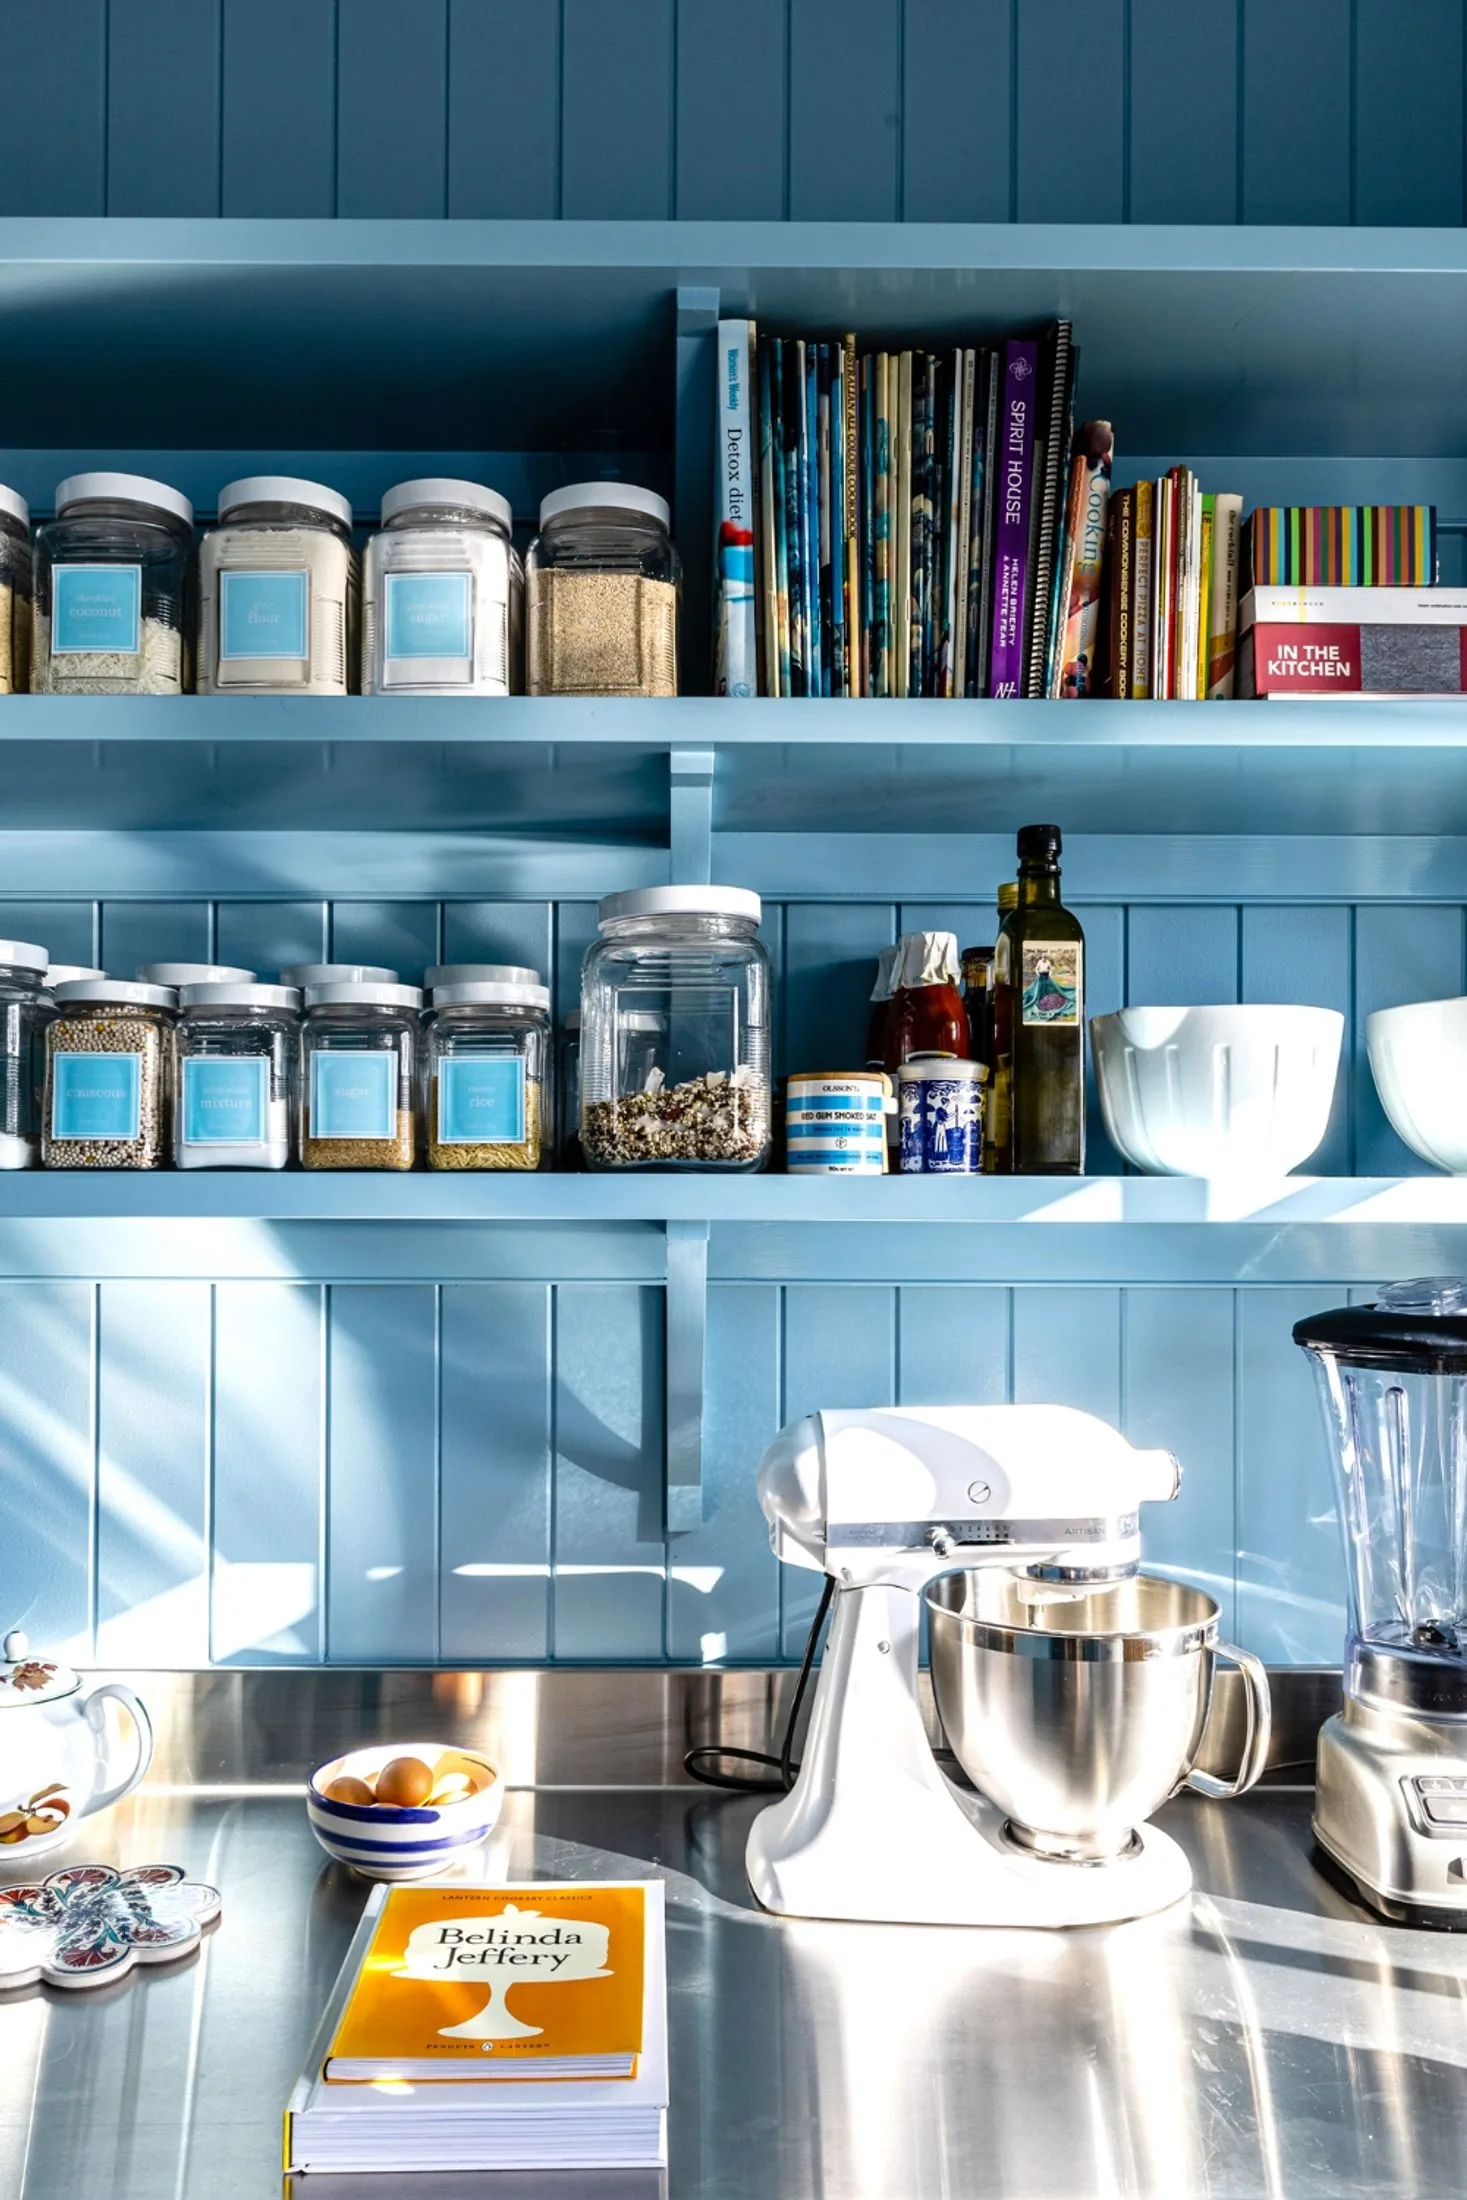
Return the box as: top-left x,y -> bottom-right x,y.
785,1071 -> 891,1174
898,1057 -> 985,1174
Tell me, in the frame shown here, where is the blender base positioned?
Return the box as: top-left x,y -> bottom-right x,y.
1315,1705 -> 1467,1929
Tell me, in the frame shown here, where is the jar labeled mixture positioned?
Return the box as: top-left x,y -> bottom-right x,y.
43,981 -> 174,1169
580,887 -> 770,1171
0,940 -> 49,1169
425,981 -> 551,1171
32,474 -> 193,695
301,982 -> 420,1170
526,484 -> 680,697
198,477 -> 356,695
363,479 -> 522,695
0,485 -> 31,695
175,982 -> 298,1170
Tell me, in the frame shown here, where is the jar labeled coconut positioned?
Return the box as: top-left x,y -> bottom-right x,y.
43,981 -> 174,1170
425,982 -> 551,1171
301,982 -> 420,1170
198,477 -> 356,695
32,474 -> 193,695
526,484 -> 679,697
0,485 -> 32,695
580,887 -> 770,1171
175,983 -> 298,1170
363,479 -> 522,695
0,940 -> 49,1170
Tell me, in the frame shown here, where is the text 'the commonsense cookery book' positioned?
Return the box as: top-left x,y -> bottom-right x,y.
284,1882 -> 668,2173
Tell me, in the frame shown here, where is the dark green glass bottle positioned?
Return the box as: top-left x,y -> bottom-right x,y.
990,824 -> 1085,1174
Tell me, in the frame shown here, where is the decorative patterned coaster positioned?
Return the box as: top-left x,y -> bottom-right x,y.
0,1865 -> 221,1990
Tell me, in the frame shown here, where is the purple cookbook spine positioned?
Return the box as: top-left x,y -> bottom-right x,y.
987,339 -> 1038,698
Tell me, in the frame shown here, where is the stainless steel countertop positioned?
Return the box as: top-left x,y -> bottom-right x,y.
2,1780 -> 1466,2200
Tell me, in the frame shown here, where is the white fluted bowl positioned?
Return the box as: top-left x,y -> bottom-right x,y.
1368,997 -> 1467,1172
1090,1005 -> 1344,1176
307,1742 -> 502,1880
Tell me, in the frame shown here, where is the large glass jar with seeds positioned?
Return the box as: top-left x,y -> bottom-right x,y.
42,981 -> 175,1170
579,887 -> 771,1171
525,483 -> 679,696
198,477 -> 356,695
32,474 -> 193,695
300,982 -> 420,1170
425,981 -> 551,1171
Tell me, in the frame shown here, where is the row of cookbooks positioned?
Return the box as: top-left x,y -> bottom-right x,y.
284,1881 -> 667,2176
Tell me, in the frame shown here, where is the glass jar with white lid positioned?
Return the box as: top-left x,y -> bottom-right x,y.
301,981 -> 421,1170
175,982 -> 299,1170
32,473 -> 193,695
526,483 -> 680,697
0,940 -> 50,1170
198,477 -> 357,695
424,963 -> 541,992
363,479 -> 522,695
0,484 -> 31,695
281,963 -> 396,989
138,963 -> 255,989
42,980 -> 176,1170
425,981 -> 552,1171
579,886 -> 770,1171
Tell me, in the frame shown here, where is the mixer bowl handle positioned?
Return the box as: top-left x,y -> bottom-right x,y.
1185,1642 -> 1273,1801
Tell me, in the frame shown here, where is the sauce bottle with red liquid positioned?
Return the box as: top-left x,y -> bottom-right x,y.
883,932 -> 970,1073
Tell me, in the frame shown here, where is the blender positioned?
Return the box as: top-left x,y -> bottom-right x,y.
1295,1279 -> 1467,1925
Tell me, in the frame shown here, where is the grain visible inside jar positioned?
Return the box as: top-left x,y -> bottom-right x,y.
583,1067 -> 768,1166
31,609 -> 182,695
427,1078 -> 541,1170
529,569 -> 677,696
43,1005 -> 169,1169
303,1111 -> 416,1171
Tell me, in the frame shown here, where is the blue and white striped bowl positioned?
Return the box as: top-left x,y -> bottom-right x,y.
307,1742 -> 503,1881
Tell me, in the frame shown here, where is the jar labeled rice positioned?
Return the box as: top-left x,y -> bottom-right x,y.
175,982 -> 298,1170
198,477 -> 357,695
526,484 -> 680,696
301,982 -> 420,1170
425,981 -> 551,1171
32,474 -> 193,696
43,981 -> 175,1169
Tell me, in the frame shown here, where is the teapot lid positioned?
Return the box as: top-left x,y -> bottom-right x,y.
0,1630 -> 80,1708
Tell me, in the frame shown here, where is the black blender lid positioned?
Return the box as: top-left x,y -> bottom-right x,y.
1293,1279 -> 1467,1374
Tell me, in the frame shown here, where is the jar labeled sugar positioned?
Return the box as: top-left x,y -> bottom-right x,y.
175,983 -> 298,1170
425,981 -> 551,1171
301,982 -> 420,1170
363,480 -> 522,695
42,981 -> 175,1170
526,484 -> 680,696
32,474 -> 193,695
199,477 -> 357,695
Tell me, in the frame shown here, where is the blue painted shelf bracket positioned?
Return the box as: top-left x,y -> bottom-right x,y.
669,746 -> 715,882
665,1218 -> 710,1533
675,283 -> 720,697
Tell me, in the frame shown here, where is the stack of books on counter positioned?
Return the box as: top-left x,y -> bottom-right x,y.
284,1881 -> 667,2175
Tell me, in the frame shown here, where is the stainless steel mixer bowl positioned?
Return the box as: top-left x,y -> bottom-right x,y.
925,1571 -> 1228,1860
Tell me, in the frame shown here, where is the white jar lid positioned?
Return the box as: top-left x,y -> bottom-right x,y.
218,476 -> 352,527
56,472 -> 193,527
425,963 -> 541,990
0,485 -> 29,529
45,965 -> 103,986
597,886 -> 761,927
138,962 -> 255,987
53,979 -> 177,1011
0,941 -> 47,975
539,482 -> 670,529
381,479 -> 512,531
432,982 -> 551,1010
305,981 -> 423,1010
897,1055 -> 985,1082
281,963 -> 397,986
179,982 -> 301,1012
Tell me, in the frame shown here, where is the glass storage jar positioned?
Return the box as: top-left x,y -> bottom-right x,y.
138,963 -> 255,989
0,940 -> 49,1170
32,474 -> 193,695
425,981 -> 551,1171
526,483 -> 679,696
0,485 -> 31,695
42,981 -> 175,1170
281,963 -> 395,988
425,963 -> 540,991
301,982 -> 420,1170
198,477 -> 356,695
175,982 -> 298,1170
580,887 -> 770,1171
363,479 -> 522,695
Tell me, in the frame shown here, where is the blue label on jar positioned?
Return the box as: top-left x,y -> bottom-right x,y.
385,571 -> 472,660
182,1056 -> 268,1144
220,569 -> 309,659
311,1051 -> 395,1140
51,1052 -> 141,1141
52,565 -> 142,655
438,1056 -> 525,1144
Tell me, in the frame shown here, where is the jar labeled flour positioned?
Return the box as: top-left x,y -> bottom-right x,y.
174,982 -> 298,1170
363,479 -> 522,695
526,484 -> 680,696
42,981 -> 175,1169
198,477 -> 356,694
32,474 -> 193,695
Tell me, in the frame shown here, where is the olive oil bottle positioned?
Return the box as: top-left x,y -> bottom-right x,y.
989,824 -> 1085,1174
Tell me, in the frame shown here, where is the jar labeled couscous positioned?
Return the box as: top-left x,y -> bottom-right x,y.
42,981 -> 175,1169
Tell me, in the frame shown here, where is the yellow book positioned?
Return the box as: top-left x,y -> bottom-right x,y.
326,1883 -> 646,2082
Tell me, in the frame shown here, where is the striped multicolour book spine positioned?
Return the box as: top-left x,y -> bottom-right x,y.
1248,505 -> 1436,587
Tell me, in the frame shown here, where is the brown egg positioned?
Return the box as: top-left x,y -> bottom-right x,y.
324,1774 -> 376,1806
373,1756 -> 435,1809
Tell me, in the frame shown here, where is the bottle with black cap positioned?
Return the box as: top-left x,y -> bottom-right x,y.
989,823 -> 1085,1174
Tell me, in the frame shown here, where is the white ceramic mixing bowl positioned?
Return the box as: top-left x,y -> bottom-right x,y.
1367,996 -> 1467,1172
1090,1004 -> 1344,1176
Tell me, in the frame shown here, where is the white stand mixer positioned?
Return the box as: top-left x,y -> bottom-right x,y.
745,1404 -> 1193,1928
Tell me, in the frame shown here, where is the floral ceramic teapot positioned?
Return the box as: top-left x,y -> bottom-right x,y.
0,1630 -> 152,1863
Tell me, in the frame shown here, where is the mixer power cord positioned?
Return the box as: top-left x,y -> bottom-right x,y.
683,1577 -> 836,1794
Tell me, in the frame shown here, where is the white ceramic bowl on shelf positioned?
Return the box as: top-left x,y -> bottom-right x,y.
1090,1005 -> 1344,1176
1367,997 -> 1467,1172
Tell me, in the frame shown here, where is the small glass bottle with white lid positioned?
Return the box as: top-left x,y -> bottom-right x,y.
526,483 -> 680,696
363,479 -> 522,695
174,982 -> 298,1170
32,473 -> 193,695
198,477 -> 357,695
